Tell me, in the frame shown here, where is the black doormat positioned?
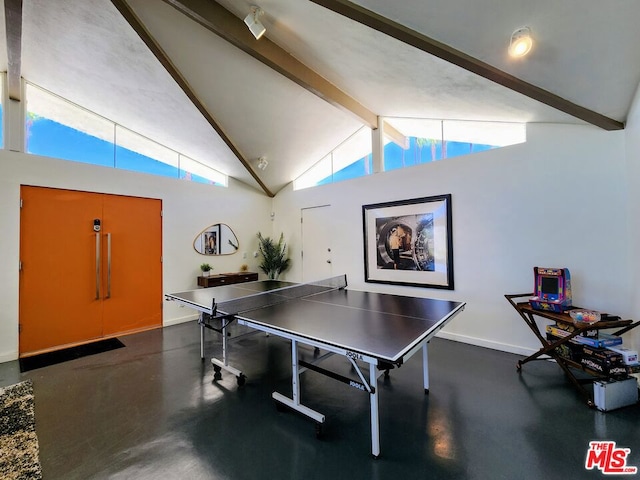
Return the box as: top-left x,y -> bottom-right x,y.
19,338 -> 125,372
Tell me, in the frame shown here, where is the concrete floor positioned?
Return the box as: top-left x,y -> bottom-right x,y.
1,322 -> 640,479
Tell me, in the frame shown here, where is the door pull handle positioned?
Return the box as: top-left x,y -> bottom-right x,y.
95,233 -> 101,300
105,233 -> 112,299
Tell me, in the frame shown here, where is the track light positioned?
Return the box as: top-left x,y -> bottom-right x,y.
244,6 -> 266,40
508,26 -> 533,58
257,156 -> 268,170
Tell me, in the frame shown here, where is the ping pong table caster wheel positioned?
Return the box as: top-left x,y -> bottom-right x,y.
315,423 -> 323,439
213,372 -> 222,382
516,361 -> 522,371
587,399 -> 595,408
236,374 -> 246,387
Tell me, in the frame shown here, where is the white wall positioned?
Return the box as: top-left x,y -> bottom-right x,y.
0,151 -> 272,361
274,123 -> 636,355
625,82 -> 640,354
2,119 -> 636,363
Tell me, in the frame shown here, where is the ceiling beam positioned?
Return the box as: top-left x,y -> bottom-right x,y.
382,120 -> 408,149
4,0 -> 23,101
310,0 -> 624,131
162,0 -> 378,129
110,0 -> 274,197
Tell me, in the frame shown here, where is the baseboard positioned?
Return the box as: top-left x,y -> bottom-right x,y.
436,331 -> 538,357
0,351 -> 19,363
164,314 -> 198,327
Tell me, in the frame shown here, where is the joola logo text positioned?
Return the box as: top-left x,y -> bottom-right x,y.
346,351 -> 363,361
585,441 -> 637,474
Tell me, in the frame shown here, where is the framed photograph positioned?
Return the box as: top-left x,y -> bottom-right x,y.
362,194 -> 454,289
194,224 -> 221,255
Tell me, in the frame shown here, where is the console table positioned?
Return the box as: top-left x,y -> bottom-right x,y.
198,272 -> 258,288
505,293 -> 639,407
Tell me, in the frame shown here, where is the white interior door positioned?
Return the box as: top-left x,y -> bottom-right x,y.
301,205 -> 332,282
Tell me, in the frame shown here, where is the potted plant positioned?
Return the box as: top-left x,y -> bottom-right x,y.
200,263 -> 213,277
257,232 -> 291,280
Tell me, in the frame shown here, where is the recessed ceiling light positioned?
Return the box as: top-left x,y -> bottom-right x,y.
509,27 -> 533,58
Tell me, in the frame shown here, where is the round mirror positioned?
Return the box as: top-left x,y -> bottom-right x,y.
193,224 -> 239,255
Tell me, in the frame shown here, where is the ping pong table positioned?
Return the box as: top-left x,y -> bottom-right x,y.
166,275 -> 465,458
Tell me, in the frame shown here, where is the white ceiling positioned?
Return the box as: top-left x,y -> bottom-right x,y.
8,0 -> 640,195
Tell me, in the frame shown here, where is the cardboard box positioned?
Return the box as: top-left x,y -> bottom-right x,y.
545,332 -> 583,361
606,346 -> 639,365
582,346 -> 623,366
581,356 -> 627,377
554,322 -> 598,338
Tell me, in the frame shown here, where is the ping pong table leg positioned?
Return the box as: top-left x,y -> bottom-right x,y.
210,318 -> 245,385
272,339 -> 325,427
199,313 -> 205,359
423,342 -> 430,394
369,363 -> 381,459
291,339 -> 301,403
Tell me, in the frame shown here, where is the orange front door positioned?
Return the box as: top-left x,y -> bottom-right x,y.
19,187 -> 105,354
102,194 -> 162,335
19,186 -> 162,356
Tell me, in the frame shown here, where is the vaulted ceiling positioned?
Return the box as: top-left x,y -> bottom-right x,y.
4,0 -> 640,196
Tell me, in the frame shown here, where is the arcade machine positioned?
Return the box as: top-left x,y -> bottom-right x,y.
529,267 -> 572,312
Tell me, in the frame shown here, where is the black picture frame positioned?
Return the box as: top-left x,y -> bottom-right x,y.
362,194 -> 454,289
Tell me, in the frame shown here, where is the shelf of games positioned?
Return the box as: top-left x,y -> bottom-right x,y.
506,293 -> 640,409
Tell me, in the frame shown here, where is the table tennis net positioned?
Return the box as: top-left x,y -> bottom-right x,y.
213,274 -> 347,317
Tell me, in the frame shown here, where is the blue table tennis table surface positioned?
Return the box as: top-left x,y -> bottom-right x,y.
167,279 -> 464,364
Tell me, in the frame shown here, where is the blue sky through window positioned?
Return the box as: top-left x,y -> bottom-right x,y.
27,116 -> 115,167
309,138 -> 497,187
115,145 -> 179,178
384,137 -> 496,171
25,114 -> 223,186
